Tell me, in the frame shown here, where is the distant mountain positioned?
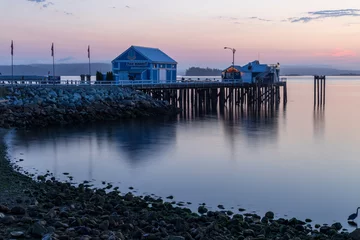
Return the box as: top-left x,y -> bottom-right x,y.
0,63 -> 111,76
280,66 -> 360,76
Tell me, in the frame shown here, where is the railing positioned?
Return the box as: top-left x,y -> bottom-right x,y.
0,78 -> 285,88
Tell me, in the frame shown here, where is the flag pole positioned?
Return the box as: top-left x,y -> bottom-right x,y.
11,40 -> 13,82
52,43 -> 55,81
88,45 -> 91,80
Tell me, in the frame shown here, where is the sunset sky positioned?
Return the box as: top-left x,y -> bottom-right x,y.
1,0 -> 360,69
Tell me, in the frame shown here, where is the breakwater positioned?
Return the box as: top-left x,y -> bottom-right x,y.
0,86 -> 174,128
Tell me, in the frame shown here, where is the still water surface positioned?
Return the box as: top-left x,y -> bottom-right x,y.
5,76 -> 360,228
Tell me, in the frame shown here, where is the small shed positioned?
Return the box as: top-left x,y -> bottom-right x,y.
112,46 -> 177,82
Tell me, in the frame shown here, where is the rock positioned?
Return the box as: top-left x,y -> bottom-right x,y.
315,224 -> 321,228
243,229 -> 255,237
320,226 -> 331,235
305,218 -> 312,223
0,205 -> 10,213
166,195 -> 174,200
11,206 -> 26,215
99,220 -> 110,230
332,222 -> 342,231
265,211 -> 275,219
218,205 -> 225,210
198,206 -> 208,214
11,231 -> 25,238
1,215 -> 16,224
168,236 -> 185,240
31,221 -> 48,237
238,208 -> 246,212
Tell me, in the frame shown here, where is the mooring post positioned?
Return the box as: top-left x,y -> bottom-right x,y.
323,76 -> 326,105
317,77 -> 320,105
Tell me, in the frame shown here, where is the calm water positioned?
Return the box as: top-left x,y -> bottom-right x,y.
5,76 -> 360,228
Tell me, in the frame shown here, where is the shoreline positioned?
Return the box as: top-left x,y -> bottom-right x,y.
0,130 -> 358,239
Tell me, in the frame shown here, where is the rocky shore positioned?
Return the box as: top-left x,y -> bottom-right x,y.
0,86 -> 176,128
1,131 -> 360,239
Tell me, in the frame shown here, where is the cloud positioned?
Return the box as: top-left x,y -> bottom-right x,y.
314,48 -> 357,58
58,56 -> 74,62
249,17 -> 271,22
42,2 -> 53,8
63,11 -> 73,16
27,0 -> 46,2
290,9 -> 360,23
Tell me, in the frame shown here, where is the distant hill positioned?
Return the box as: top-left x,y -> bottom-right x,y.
185,67 -> 222,76
0,63 -> 111,76
281,66 -> 360,76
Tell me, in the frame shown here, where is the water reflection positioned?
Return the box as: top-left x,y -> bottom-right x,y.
313,105 -> 325,140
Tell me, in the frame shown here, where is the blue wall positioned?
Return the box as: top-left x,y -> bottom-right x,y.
112,47 -> 177,82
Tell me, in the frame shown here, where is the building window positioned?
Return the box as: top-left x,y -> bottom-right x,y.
172,65 -> 175,68
153,64 -> 157,68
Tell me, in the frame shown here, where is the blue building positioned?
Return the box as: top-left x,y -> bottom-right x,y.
112,46 -> 177,82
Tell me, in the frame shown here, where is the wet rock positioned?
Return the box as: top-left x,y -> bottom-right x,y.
198,206 -> 208,214
10,231 -> 25,238
11,206 -> 26,215
99,220 -> 110,231
265,211 -> 275,219
0,205 -> 10,213
332,222 -> 342,231
243,229 -> 255,237
168,236 -> 185,240
217,205 -> 225,210
320,225 -> 332,235
30,221 -> 49,237
1,215 -> 16,224
305,218 -> 312,223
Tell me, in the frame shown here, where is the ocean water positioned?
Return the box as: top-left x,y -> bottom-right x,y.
5,76 -> 360,229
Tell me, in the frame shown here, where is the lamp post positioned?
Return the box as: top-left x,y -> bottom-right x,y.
224,47 -> 236,80
224,47 -> 236,67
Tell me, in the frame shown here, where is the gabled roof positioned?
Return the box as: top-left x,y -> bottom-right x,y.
113,46 -> 177,64
133,46 -> 177,64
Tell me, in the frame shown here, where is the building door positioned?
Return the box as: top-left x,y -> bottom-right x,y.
159,69 -> 167,83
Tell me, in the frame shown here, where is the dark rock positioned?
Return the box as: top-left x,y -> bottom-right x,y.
10,231 -> 25,238
31,221 -> 48,237
11,206 -> 26,215
332,222 -> 342,231
265,211 -> 275,219
0,205 -> 10,213
99,220 -> 110,231
315,224 -> 321,228
243,229 -> 255,237
320,225 -> 332,235
305,218 -> 312,223
1,215 -> 16,224
218,205 -> 225,210
198,206 -> 208,214
168,236 -> 185,240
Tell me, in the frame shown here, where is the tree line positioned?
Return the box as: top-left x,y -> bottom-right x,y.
185,67 -> 222,76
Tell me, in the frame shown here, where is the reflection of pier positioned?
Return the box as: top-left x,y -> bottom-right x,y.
142,82 -> 287,114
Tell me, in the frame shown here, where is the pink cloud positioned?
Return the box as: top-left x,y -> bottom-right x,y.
313,48 -> 357,58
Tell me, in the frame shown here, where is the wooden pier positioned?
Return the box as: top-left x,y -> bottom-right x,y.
139,81 -> 287,111
314,75 -> 326,106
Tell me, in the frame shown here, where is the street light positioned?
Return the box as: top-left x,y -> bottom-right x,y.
224,47 -> 236,67
224,47 -> 236,80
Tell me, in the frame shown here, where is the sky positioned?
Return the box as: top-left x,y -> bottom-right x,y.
1,0 -> 360,70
